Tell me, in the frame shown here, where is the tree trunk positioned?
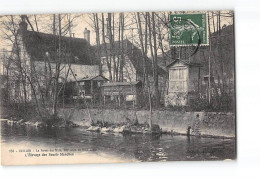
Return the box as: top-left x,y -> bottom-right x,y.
52,14 -> 62,116
119,13 -> 125,82
101,13 -> 112,81
137,12 -> 152,130
93,13 -> 102,76
152,12 -> 160,108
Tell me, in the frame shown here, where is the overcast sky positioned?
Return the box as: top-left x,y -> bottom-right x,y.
0,10 -> 233,74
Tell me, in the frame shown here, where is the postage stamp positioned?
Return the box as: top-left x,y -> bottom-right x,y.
170,13 -> 208,46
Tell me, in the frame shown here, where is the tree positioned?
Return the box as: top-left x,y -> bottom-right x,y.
136,12 -> 152,129
151,12 -> 160,107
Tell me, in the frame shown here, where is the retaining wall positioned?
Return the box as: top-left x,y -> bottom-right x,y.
59,108 -> 236,138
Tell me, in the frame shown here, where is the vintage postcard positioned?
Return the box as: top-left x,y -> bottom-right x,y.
0,10 -> 236,165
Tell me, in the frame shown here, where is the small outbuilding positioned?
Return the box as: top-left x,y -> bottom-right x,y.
101,81 -> 142,107
70,75 -> 109,102
165,59 -> 202,106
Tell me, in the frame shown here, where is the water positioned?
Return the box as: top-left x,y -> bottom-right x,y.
1,121 -> 236,162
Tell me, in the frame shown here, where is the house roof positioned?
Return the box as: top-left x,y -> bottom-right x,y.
80,75 -> 109,81
101,81 -> 141,87
19,28 -> 98,65
166,59 -> 202,68
95,39 -> 166,75
71,75 -> 108,82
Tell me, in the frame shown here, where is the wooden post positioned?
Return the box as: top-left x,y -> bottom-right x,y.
124,94 -> 126,108
207,12 -> 212,105
198,67 -> 201,93
90,80 -> 93,103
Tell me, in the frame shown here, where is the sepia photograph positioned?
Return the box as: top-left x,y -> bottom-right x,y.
0,10 -> 236,165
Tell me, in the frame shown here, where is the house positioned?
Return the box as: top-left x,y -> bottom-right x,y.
96,39 -> 167,104
8,19 -> 100,103
165,59 -> 202,106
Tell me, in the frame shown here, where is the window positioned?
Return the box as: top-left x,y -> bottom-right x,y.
79,81 -> 85,85
79,90 -> 85,96
169,67 -> 188,92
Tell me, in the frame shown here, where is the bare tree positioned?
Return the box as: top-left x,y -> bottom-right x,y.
136,12 -> 152,130
151,12 -> 160,107
101,13 -> 112,81
93,13 -> 102,75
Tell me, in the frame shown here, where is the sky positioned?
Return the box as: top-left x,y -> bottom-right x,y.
0,10 -> 233,74
0,10 -> 233,46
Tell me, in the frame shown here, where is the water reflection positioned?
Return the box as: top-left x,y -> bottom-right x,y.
1,121 -> 236,161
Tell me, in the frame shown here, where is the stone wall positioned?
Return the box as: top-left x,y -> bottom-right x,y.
59,108 -> 236,138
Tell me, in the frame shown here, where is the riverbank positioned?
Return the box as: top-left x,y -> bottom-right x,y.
59,108 -> 236,138
0,106 -> 236,138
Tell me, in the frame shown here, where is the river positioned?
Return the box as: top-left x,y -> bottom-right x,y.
1,121 -> 236,164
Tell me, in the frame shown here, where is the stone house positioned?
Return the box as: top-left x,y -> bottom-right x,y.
7,19 -> 169,105
8,19 -> 100,103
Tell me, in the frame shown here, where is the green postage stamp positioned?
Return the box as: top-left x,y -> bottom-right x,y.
170,13 -> 208,46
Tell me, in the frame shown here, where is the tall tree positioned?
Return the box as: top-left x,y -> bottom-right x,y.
93,13 -> 102,75
136,12 -> 152,129
52,14 -> 62,116
101,13 -> 112,81
119,13 -> 125,82
151,12 -> 160,107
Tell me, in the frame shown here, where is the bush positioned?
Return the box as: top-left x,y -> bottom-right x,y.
1,103 -> 40,121
189,97 -> 208,111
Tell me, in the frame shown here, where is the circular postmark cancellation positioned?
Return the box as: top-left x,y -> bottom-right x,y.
163,13 -> 209,58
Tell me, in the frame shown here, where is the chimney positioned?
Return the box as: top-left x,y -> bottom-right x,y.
19,21 -> 28,32
84,28 -> 90,43
19,15 -> 28,33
